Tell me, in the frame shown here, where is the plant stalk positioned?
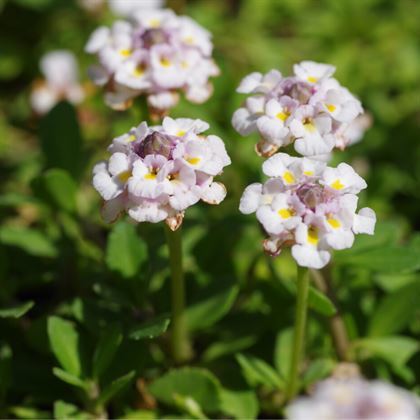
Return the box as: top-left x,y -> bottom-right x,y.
286,266 -> 310,401
164,225 -> 192,363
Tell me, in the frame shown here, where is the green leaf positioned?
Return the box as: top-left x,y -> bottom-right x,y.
97,371 -> 136,406
129,315 -> 170,340
0,301 -> 34,318
308,287 -> 336,316
357,336 -> 419,368
149,368 -> 222,413
39,102 -> 84,179
92,325 -> 123,379
185,285 -> 238,332
220,387 -> 259,419
0,226 -> 57,257
203,335 -> 257,362
37,169 -> 77,213
9,406 -> 50,419
336,246 -> 420,273
368,281 -> 420,336
52,368 -> 88,390
172,394 -> 206,419
302,359 -> 335,387
53,400 -> 81,419
274,328 -> 293,380
47,317 -> 82,377
235,353 -> 284,390
105,221 -> 148,278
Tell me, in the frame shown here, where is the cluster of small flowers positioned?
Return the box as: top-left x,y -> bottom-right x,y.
85,8 -> 219,115
232,61 -> 367,159
93,117 -> 230,230
30,51 -> 85,115
287,377 -> 419,419
240,153 -> 375,268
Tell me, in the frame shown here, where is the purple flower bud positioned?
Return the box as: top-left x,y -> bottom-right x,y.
296,183 -> 324,210
141,29 -> 170,49
136,131 -> 178,159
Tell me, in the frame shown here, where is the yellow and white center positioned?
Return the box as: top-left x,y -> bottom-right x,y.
303,170 -> 314,176
160,57 -> 172,67
327,217 -> 341,229
307,226 -> 319,245
331,179 -> 345,190
276,110 -> 290,122
303,118 -> 316,133
326,103 -> 336,112
176,130 -> 186,137
133,64 -> 146,78
118,170 -> 131,183
282,171 -> 295,184
307,76 -> 318,83
278,208 -> 295,219
119,49 -> 132,57
186,156 -> 201,166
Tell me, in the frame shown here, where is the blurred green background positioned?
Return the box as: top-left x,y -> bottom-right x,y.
0,0 -> 419,418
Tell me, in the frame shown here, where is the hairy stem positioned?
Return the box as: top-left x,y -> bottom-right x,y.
164,225 -> 192,363
286,266 -> 310,401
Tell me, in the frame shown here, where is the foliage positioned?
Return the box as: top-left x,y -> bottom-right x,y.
0,0 -> 419,418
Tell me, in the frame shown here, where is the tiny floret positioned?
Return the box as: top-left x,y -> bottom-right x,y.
232,61 -> 367,158
85,9 -> 219,117
92,117 -> 230,230
239,153 -> 375,269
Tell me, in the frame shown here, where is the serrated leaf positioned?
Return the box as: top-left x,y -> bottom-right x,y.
47,317 -> 82,377
368,281 -> 420,336
52,368 -> 88,390
236,353 -> 284,390
0,226 -> 56,257
129,315 -> 170,340
0,301 -> 34,318
96,371 -> 136,406
185,285 -> 238,332
105,221 -> 148,278
336,246 -> 420,273
39,102 -> 84,179
149,368 -> 222,413
220,387 -> 259,419
92,325 -> 123,379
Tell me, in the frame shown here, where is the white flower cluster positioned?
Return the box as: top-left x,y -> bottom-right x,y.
93,117 -> 230,230
239,153 -> 375,268
30,51 -> 85,115
232,61 -> 366,158
85,9 -> 219,114
287,378 -> 419,419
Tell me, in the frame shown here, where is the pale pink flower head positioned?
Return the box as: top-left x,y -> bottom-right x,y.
85,9 -> 219,117
239,153 -> 375,269
93,117 -> 231,230
232,61 -> 366,159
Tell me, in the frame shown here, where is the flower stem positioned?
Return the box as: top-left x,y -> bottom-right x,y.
164,225 -> 192,363
310,267 -> 351,361
286,266 -> 310,401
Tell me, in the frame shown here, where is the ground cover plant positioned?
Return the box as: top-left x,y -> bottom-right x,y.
0,0 -> 419,418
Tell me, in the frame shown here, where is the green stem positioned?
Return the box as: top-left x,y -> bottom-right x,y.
164,225 -> 192,364
286,266 -> 310,401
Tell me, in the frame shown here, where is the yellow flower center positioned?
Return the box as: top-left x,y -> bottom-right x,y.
327,217 -> 341,229
276,111 -> 290,122
160,57 -> 171,67
118,170 -> 131,183
307,76 -> 318,83
184,35 -> 195,45
331,179 -> 345,190
186,157 -> 201,165
307,227 -> 319,245
177,130 -> 186,137
303,170 -> 314,176
128,134 -> 136,142
326,104 -> 336,112
283,171 -> 295,184
119,49 -> 132,57
303,121 -> 316,133
149,18 -> 160,28
133,64 -> 146,77
144,173 -> 157,180
278,208 -> 295,219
